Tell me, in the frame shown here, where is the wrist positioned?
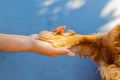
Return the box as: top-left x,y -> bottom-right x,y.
23,37 -> 36,52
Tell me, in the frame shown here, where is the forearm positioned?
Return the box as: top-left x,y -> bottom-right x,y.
0,34 -> 33,52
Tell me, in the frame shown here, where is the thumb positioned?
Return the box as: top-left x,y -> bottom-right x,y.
55,48 -> 75,56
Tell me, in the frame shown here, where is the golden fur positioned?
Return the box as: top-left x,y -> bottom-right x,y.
38,25 -> 120,80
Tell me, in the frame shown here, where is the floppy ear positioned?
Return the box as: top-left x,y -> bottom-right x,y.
106,25 -> 120,65
108,25 -> 120,54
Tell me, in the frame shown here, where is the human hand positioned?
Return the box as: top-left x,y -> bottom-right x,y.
29,34 -> 75,57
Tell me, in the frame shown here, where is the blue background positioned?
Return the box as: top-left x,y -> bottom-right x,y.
0,0 -> 108,80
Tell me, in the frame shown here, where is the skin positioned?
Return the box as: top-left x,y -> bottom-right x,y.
0,34 -> 75,57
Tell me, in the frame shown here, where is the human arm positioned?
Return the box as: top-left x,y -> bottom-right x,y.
0,34 -> 75,57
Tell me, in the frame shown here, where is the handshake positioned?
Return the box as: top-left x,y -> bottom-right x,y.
37,25 -> 97,57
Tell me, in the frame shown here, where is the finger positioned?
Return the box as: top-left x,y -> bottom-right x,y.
55,48 -> 75,56
66,50 -> 75,56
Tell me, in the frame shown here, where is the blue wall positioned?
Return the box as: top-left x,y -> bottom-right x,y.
0,0 -> 108,80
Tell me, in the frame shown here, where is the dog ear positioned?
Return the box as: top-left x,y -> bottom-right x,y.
107,25 -> 120,54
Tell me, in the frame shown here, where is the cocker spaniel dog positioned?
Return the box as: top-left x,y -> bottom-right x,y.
38,25 -> 120,80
